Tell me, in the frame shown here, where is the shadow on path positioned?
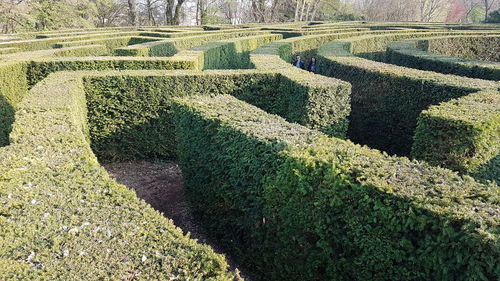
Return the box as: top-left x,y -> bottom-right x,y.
103,160 -> 252,281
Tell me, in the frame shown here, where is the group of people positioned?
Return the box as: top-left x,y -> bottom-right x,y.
292,55 -> 317,73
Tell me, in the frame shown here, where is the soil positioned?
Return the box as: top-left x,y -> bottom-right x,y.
103,160 -> 251,280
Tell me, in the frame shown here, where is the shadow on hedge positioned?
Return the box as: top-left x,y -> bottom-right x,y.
0,94 -> 14,147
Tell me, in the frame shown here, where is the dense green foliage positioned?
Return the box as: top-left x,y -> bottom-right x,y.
173,93 -> 499,281
425,36 -> 500,62
387,37 -> 500,80
26,56 -> 197,87
189,34 -> 282,69
413,90 -> 500,183
316,41 -> 499,183
84,69 -> 350,161
0,72 -> 237,280
0,62 -> 28,146
115,30 -> 265,57
0,31 -> 147,51
0,23 -> 499,281
335,30 -> 500,61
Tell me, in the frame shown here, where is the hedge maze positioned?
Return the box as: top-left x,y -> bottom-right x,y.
0,22 -> 499,280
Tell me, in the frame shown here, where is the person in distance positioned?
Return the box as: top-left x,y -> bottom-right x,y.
307,57 -> 317,73
292,55 -> 305,69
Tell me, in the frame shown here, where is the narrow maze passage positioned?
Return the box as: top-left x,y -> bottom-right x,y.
103,161 -> 252,281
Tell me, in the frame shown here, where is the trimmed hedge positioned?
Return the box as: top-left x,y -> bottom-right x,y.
180,34 -> 282,70
54,36 -> 161,52
0,62 -> 28,147
426,35 -> 500,62
249,29 -> 457,69
335,30 -> 500,61
34,30 -> 141,39
387,37 -> 500,81
0,45 -> 110,64
26,56 -> 198,87
114,31 -> 267,57
0,72 -> 238,280
250,42 -> 352,138
15,26 -> 140,39
1,23 -> 499,281
0,48 -> 18,55
275,27 -> 371,39
413,90 -> 500,183
172,93 -> 499,281
83,69 -> 349,161
316,41 -> 500,182
0,31 -> 144,51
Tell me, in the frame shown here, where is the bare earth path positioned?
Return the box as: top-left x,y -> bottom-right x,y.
103,161 -> 251,280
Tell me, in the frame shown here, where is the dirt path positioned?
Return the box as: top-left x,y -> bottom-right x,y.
103,161 -> 251,280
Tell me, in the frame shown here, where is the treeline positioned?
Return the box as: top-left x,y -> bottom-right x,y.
356,0 -> 500,23
1,0 -> 499,33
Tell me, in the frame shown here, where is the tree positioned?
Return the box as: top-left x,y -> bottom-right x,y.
164,0 -> 186,25
446,0 -> 467,22
460,0 -> 481,22
468,6 -> 485,22
127,0 -> 137,25
173,0 -> 186,24
93,0 -> 126,27
418,0 -> 448,22
221,0 -> 247,24
251,0 -> 265,22
294,0 -> 322,21
356,0 -> 418,21
141,0 -> 162,25
486,8 -> 500,21
483,0 -> 499,21
0,0 -> 33,33
30,0 -> 95,30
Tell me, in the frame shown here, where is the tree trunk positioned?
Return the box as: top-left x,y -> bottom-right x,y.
484,0 -> 491,22
299,0 -> 307,21
199,0 -> 206,25
308,0 -> 321,21
258,0 -> 266,22
127,0 -> 136,25
270,0 -> 281,22
173,0 -> 186,25
251,0 -> 259,22
165,0 -> 174,25
305,0 -> 313,21
196,0 -> 200,25
294,0 -> 300,21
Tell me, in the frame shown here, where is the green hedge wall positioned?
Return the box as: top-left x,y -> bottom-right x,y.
114,31 -> 266,57
0,31 -> 143,52
250,41 -> 293,68
0,62 -> 28,147
316,42 -> 499,179
83,69 -> 350,161
0,47 -> 18,55
250,42 -> 353,138
187,34 -> 282,69
26,56 -> 197,87
0,72 -> 238,280
387,38 -> 500,81
426,36 -> 500,62
34,29 -> 142,39
318,42 -> 500,181
172,93 -> 499,281
333,30 -> 500,61
54,36 -> 161,52
412,90 -> 500,183
0,45 -> 109,63
2,23 -> 498,280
